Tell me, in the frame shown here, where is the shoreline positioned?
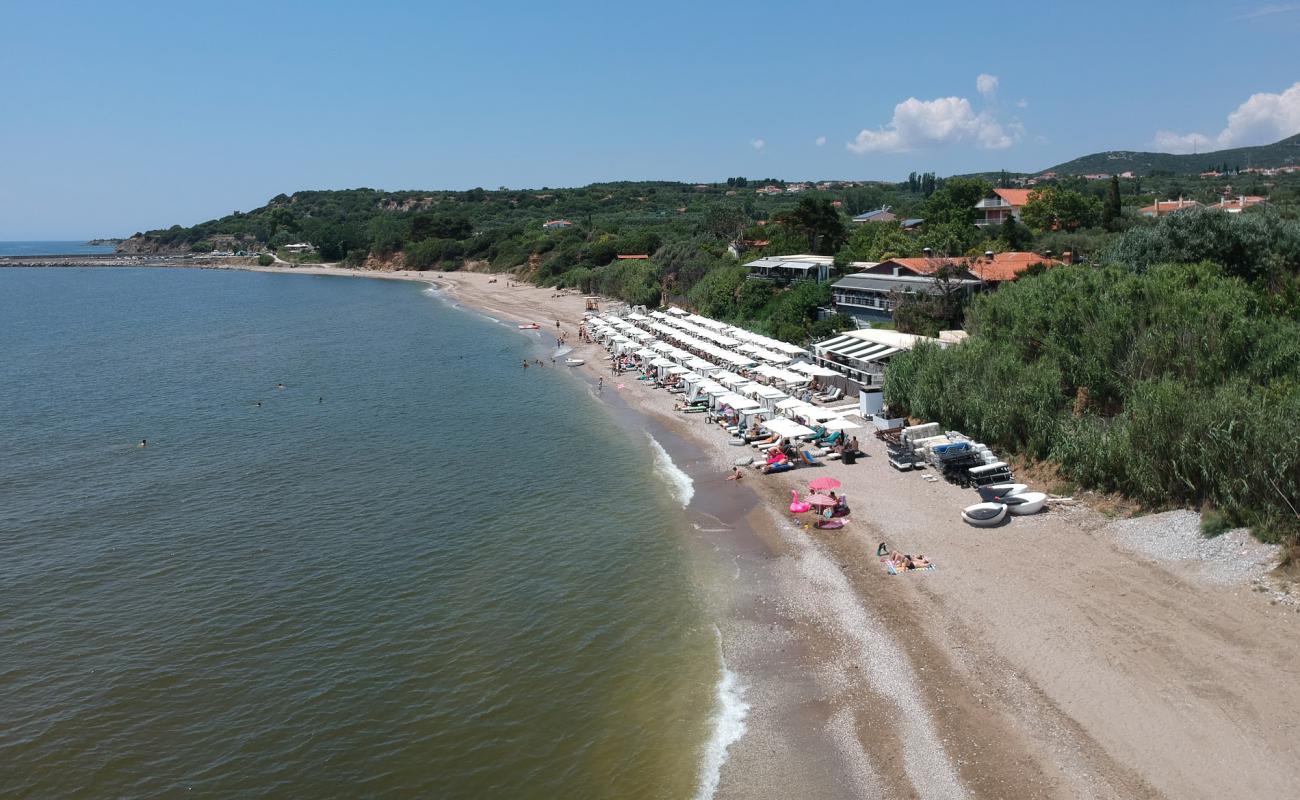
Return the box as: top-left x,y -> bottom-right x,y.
22,261 -> 1300,798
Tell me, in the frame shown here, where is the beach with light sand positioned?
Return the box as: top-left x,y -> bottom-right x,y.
226,263 -> 1300,799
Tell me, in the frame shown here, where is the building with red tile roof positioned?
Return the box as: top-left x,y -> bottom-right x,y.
974,188 -> 1033,226
1138,198 -> 1200,217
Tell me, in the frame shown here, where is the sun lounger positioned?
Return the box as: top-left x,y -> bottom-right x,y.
800,450 -> 823,466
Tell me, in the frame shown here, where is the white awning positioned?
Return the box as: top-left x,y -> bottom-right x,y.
789,362 -> 841,378
716,393 -> 761,410
763,418 -> 815,438
823,417 -> 862,431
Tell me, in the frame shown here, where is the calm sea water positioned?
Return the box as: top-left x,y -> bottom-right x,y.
0,240 -> 116,256
0,268 -> 724,798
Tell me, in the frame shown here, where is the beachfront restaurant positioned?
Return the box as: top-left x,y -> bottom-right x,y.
743,255 -> 833,284
811,328 -> 968,389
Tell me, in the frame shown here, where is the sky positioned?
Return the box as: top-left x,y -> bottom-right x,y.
2,0 -> 1299,238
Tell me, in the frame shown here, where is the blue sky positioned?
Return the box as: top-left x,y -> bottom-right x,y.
2,0 -> 1298,238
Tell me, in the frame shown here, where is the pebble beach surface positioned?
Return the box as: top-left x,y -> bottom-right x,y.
223,264 -> 1300,799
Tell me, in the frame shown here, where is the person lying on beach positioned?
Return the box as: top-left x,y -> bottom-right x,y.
886,552 -> 930,570
726,467 -> 743,481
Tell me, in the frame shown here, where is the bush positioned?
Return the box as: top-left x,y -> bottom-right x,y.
257,253 -> 274,267
884,261 -> 1300,540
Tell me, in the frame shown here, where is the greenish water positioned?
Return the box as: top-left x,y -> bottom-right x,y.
0,268 -> 727,798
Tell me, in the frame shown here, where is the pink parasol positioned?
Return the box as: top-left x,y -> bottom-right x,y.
805,493 -> 837,507
808,477 -> 841,492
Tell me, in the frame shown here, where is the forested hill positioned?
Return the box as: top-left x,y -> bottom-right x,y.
1042,133 -> 1300,176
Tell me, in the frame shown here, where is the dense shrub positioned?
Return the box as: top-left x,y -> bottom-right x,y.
884,262 -> 1300,540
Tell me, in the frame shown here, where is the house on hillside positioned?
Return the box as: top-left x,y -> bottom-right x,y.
542,219 -> 573,230
1139,198 -> 1200,217
1206,195 -> 1267,213
974,188 -> 1032,225
283,242 -> 313,254
829,251 -> 1061,325
851,207 -> 898,224
744,254 -> 834,283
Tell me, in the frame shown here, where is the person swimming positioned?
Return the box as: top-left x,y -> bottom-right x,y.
139,439 -> 147,448
276,383 -> 284,389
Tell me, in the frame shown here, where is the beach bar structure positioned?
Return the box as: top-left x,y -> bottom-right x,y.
811,328 -> 964,389
743,255 -> 833,284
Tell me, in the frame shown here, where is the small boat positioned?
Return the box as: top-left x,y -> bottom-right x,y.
1004,491 -> 1047,516
563,358 -> 585,366
977,483 -> 1028,502
961,502 -> 1008,527
518,323 -> 540,330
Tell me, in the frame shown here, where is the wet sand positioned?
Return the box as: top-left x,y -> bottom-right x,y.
231,265 -> 1300,799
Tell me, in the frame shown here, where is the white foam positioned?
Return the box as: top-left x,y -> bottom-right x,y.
647,435 -> 694,508
693,634 -> 749,800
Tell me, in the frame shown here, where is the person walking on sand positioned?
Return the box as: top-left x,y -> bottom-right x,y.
598,377 -> 604,390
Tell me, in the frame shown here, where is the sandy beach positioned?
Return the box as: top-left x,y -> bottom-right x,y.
228,264 -> 1300,799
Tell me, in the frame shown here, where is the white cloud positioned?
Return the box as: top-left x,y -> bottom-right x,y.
1016,98 -> 1029,109
751,138 -> 766,151
1153,130 -> 1214,153
1236,3 -> 1300,19
815,135 -> 827,146
976,73 -> 998,98
1154,81 -> 1300,153
847,95 -> 1018,154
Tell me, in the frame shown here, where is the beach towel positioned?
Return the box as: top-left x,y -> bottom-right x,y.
881,558 -> 936,575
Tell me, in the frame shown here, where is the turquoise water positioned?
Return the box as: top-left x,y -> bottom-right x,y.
0,268 -> 721,798
0,240 -> 116,256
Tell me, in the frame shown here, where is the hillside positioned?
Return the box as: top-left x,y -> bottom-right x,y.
1043,133 -> 1300,176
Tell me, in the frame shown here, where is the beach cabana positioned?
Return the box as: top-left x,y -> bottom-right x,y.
789,362 -> 841,378
762,417 -> 816,439
822,417 -> 862,431
715,393 -> 761,411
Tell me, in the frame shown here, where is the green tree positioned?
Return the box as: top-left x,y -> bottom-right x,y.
410,212 -> 472,242
841,221 -> 917,261
1000,215 -> 1027,250
703,205 -> 747,241
922,177 -> 992,227
1021,187 -> 1101,232
1102,175 -> 1122,232
778,197 -> 847,254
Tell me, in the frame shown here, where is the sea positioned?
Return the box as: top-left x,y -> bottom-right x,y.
0,240 -> 117,257
0,266 -> 746,798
